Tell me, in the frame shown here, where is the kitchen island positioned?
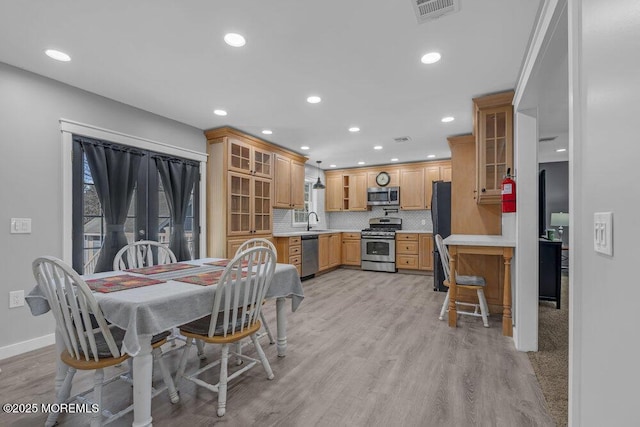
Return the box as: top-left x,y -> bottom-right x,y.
443,234 -> 515,336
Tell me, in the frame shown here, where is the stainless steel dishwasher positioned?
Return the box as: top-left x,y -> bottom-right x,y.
301,234 -> 319,279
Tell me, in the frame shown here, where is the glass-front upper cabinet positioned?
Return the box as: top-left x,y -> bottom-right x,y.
474,92 -> 513,204
227,137 -> 272,179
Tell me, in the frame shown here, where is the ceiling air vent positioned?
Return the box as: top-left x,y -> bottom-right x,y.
393,136 -> 412,143
411,0 -> 460,23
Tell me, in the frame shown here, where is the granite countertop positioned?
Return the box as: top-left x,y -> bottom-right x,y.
396,229 -> 433,234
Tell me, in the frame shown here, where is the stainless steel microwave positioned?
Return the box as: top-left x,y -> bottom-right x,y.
367,187 -> 400,206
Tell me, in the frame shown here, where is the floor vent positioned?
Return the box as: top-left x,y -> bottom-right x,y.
393,136 -> 412,143
411,0 -> 460,23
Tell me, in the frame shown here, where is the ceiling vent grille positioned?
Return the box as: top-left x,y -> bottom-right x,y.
411,0 -> 460,23
393,136 -> 412,143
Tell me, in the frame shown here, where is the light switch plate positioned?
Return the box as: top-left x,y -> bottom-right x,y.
10,218 -> 32,234
594,212 -> 613,256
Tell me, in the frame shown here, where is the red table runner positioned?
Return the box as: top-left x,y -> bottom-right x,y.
126,263 -> 198,275
86,275 -> 165,293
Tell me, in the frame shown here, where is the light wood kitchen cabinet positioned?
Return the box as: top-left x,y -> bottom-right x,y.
367,170 -> 399,188
228,137 -> 273,179
325,174 -> 344,212
341,232 -> 361,266
319,233 -> 342,271
396,233 -> 419,270
227,172 -> 271,236
227,236 -> 276,259
424,162 -> 452,210
399,168 -> 425,210
325,172 -> 367,211
274,154 -> 305,209
419,234 -> 434,271
347,172 -> 367,211
329,234 -> 341,267
275,236 -> 302,276
205,127 -> 306,257
474,91 -> 514,204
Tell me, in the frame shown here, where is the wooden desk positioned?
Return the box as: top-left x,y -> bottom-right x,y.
443,235 -> 515,336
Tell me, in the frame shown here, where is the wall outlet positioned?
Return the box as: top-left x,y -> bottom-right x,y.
421,219 -> 426,225
9,290 -> 25,308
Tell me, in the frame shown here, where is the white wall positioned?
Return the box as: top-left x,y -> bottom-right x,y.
569,0 -> 640,425
0,63 -> 205,357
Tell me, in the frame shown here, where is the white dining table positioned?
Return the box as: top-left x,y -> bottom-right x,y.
26,258 -> 304,427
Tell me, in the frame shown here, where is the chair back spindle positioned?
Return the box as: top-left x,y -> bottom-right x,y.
113,240 -> 177,271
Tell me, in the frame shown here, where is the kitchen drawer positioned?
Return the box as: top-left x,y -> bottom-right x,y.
289,254 -> 301,265
342,232 -> 361,240
396,233 -> 419,241
396,241 -> 419,254
289,236 -> 301,245
397,254 -> 419,269
289,245 -> 301,256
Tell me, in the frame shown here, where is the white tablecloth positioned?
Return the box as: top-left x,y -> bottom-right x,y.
27,258 -> 304,356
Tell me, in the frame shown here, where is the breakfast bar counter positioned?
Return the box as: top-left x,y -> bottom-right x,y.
444,234 -> 515,336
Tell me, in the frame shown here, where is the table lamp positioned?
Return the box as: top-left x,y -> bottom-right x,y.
550,212 -> 569,241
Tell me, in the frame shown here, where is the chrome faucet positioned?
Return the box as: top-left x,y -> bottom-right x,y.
307,211 -> 319,231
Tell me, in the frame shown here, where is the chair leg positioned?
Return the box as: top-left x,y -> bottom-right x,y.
91,369 -> 104,427
477,289 -> 490,328
196,339 -> 206,360
175,337 -> 194,387
152,347 -> 179,403
251,334 -> 274,380
45,367 -> 76,427
217,344 -> 229,417
439,290 -> 450,321
260,312 -> 275,344
235,341 -> 243,366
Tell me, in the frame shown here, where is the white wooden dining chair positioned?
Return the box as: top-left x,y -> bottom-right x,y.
435,234 -> 490,327
175,246 -> 276,417
113,240 -> 205,358
235,238 -> 276,344
112,240 -> 177,270
32,256 -> 179,427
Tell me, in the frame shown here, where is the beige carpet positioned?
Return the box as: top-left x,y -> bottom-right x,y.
528,273 -> 569,426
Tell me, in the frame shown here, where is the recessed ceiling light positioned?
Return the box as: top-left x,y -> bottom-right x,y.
441,116 -> 455,123
556,148 -> 567,152
357,161 -> 365,165
427,154 -> 436,158
329,164 -> 337,168
349,127 -> 360,132
300,146 -> 310,150
391,158 -> 399,162
421,52 -> 441,64
374,146 -> 383,150
224,33 -> 246,47
307,96 -> 322,104
45,49 -> 71,62
262,129 -> 273,135
213,109 -> 227,116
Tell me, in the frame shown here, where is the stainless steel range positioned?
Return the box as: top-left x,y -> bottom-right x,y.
361,217 -> 402,272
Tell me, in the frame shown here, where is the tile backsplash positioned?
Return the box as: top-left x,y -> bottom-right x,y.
274,206 -> 432,233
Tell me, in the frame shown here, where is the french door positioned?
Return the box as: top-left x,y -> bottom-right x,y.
71,136 -> 200,274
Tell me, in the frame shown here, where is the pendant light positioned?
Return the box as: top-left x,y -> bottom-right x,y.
312,160 -> 326,189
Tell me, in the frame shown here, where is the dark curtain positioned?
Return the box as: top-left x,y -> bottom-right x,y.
154,156 -> 199,261
79,137 -> 143,272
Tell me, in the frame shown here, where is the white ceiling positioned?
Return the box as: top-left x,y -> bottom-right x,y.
0,0 -> 542,169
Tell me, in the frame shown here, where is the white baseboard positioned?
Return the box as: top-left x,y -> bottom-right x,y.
0,333 -> 55,361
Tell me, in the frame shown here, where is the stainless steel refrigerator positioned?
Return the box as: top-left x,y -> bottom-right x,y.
431,181 -> 451,292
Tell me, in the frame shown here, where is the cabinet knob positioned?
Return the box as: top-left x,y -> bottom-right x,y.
481,188 -> 486,193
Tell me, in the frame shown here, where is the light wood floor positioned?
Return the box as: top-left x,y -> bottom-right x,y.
0,269 -> 554,426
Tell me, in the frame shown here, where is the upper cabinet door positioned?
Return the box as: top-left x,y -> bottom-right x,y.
325,174 -> 344,211
348,173 -> 368,211
290,160 -> 305,209
399,168 -> 425,210
273,154 -> 292,208
227,137 -> 273,178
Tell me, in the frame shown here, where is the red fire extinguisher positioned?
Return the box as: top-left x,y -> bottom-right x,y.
501,168 -> 516,213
